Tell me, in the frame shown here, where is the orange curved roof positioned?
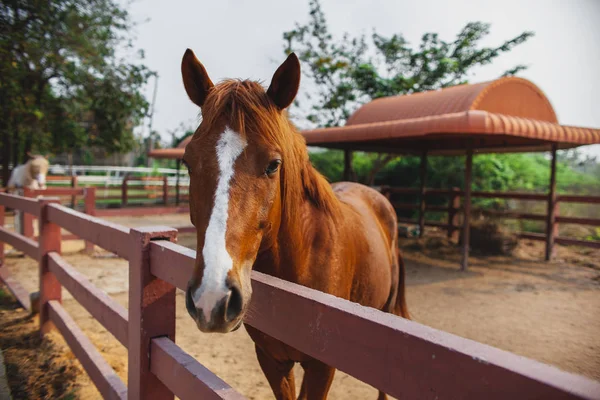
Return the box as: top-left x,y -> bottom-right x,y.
303,110 -> 600,155
303,77 -> 599,155
346,77 -> 558,125
150,77 -> 600,158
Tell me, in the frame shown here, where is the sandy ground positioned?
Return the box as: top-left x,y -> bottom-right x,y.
1,214 -> 600,399
0,288 -> 80,400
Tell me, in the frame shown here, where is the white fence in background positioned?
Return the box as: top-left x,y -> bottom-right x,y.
47,165 -> 190,188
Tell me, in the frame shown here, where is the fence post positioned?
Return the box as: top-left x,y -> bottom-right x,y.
84,187 -> 96,217
552,200 -> 560,247
128,226 -> 177,400
175,160 -> 181,206
84,187 -> 96,253
447,187 -> 461,242
163,176 -> 168,205
23,188 -> 35,239
71,176 -> 78,208
545,144 -> 558,261
461,146 -> 474,271
418,151 -> 428,238
38,197 -> 62,336
122,175 -> 129,207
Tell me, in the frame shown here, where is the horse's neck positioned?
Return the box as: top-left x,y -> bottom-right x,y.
260,161 -> 343,279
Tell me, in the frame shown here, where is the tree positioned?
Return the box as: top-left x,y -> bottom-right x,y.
0,0 -> 154,184
283,0 -> 534,184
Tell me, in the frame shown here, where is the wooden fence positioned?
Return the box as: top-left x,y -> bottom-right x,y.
0,192 -> 599,399
11,183 -> 600,260
46,175 -> 190,207
12,187 -> 189,224
381,186 -> 600,257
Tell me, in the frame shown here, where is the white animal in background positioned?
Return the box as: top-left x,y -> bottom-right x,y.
7,154 -> 49,190
5,154 -> 49,237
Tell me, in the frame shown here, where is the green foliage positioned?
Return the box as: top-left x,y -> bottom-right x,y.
308,150 -> 344,181
284,0 -> 534,128
587,228 -> 600,241
171,130 -> 194,148
0,0 -> 154,183
309,150 -> 600,210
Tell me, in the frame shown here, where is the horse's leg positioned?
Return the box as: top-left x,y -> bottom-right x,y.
255,344 -> 296,400
297,359 -> 335,400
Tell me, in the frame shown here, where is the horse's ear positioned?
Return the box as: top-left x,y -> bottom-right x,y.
267,52 -> 301,110
181,49 -> 214,108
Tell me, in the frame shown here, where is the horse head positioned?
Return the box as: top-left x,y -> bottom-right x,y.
26,153 -> 49,189
181,49 -> 301,333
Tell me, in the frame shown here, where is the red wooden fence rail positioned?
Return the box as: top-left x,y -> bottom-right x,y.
380,186 -> 600,258
148,239 -> 600,400
1,192 -> 600,399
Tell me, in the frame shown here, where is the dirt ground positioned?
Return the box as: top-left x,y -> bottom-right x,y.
0,285 -> 80,400
1,214 -> 599,399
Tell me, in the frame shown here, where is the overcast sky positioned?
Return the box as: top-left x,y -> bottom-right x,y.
126,0 -> 600,157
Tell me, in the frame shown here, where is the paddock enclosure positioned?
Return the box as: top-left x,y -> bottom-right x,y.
2,78 -> 600,399
1,191 -> 600,399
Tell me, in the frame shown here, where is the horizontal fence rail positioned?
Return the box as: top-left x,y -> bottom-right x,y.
94,206 -> 189,218
47,301 -> 128,400
48,252 -> 128,346
0,267 -> 31,311
29,188 -> 85,197
150,337 -> 245,400
0,226 -> 39,259
0,193 -> 41,216
46,204 -> 131,258
149,240 -> 600,400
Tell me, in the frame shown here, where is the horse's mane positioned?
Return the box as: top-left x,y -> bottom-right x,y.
199,79 -> 341,222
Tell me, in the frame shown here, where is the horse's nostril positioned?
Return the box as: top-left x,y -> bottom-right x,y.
225,284 -> 243,322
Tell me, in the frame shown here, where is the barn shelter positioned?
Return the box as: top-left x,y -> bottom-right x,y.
149,77 -> 600,270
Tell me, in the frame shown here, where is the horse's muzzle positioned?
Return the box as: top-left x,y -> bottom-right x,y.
185,279 -> 244,333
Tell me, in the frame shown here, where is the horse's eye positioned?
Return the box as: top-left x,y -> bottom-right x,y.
265,160 -> 281,177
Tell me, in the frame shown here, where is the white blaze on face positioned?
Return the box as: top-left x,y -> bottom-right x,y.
192,127 -> 247,322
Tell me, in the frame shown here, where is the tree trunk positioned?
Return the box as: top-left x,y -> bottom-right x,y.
22,132 -> 32,161
1,124 -> 10,187
22,79 -> 46,160
365,154 -> 397,186
12,121 -> 20,167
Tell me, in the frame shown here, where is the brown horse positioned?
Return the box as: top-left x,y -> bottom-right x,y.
182,49 -> 409,400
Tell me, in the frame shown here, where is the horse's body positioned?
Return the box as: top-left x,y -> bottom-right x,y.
181,49 -> 408,400
246,181 -> 408,400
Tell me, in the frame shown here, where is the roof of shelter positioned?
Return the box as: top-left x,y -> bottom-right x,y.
346,77 -> 558,125
148,77 -> 600,159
